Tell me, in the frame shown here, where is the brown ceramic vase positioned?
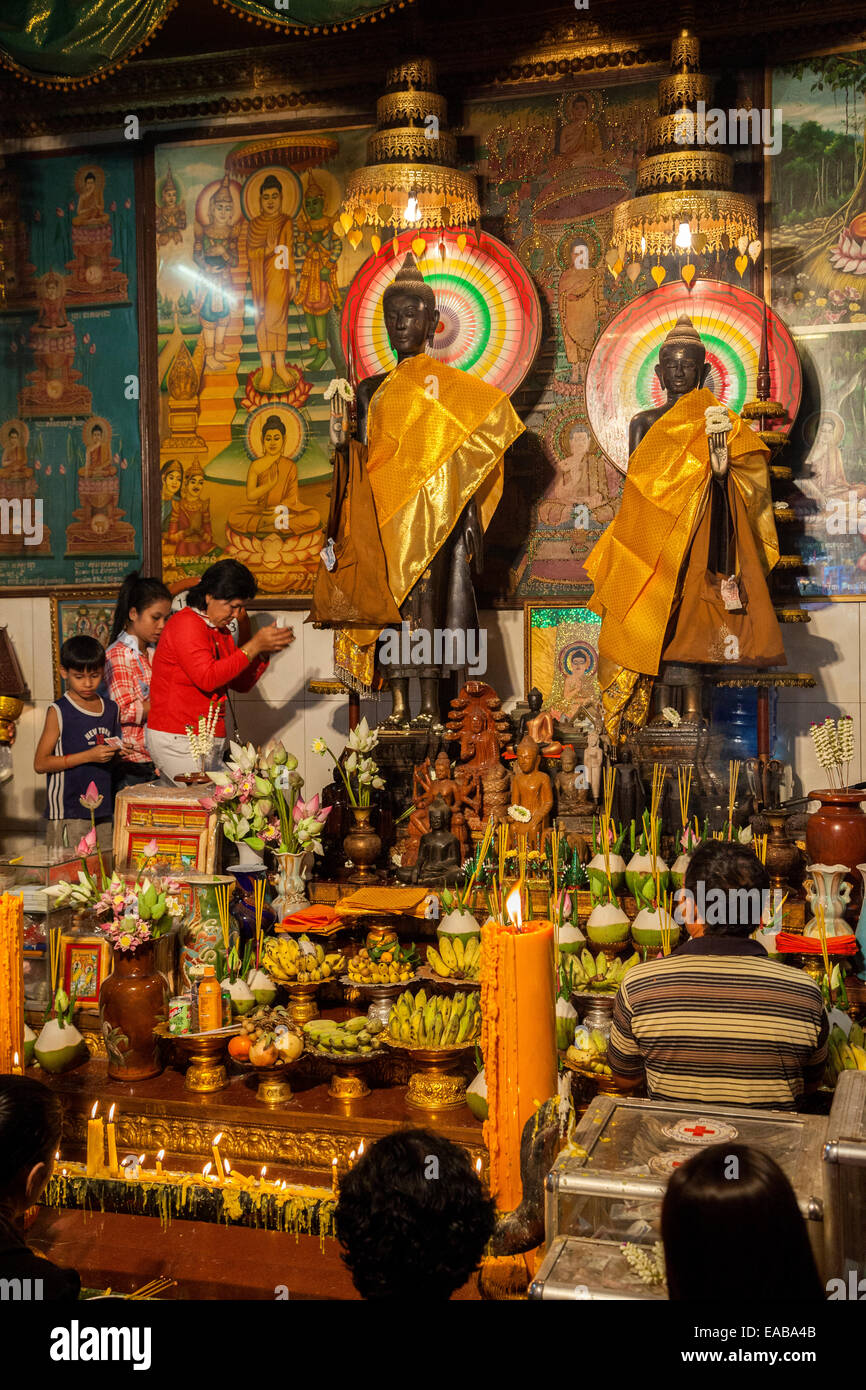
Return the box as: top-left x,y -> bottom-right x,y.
806,789 -> 866,915
343,806 -> 382,883
99,942 -> 169,1080
764,810 -> 806,892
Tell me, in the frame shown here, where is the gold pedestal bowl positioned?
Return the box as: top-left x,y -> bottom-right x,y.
167,1028 -> 233,1093
282,980 -> 320,1027
387,1040 -> 473,1111
236,1058 -> 295,1105
307,1043 -> 383,1101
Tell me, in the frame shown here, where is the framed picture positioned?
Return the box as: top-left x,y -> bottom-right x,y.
523,600 -> 602,719
61,934 -> 113,1009
50,592 -> 118,698
112,783 -> 218,876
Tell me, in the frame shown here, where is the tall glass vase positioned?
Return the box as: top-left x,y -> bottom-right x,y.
270,850 -> 309,921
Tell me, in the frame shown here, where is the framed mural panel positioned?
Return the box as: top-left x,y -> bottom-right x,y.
770,51 -> 866,598
61,933 -> 113,1009
0,149 -> 144,592
523,600 -> 601,720
50,591 -> 119,698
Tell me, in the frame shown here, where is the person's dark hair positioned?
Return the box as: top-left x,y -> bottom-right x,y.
59,634 -> 105,673
262,415 -> 286,438
662,1144 -> 824,1301
336,1128 -> 496,1300
683,838 -> 770,936
161,458 -> 183,482
110,571 -> 172,643
261,174 -> 282,195
185,559 -> 257,611
0,1076 -> 62,1197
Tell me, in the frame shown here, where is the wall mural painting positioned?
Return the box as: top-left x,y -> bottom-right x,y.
0,153 -> 142,590
470,83 -> 658,599
155,94 -> 659,602
154,133 -> 371,597
771,53 -> 866,597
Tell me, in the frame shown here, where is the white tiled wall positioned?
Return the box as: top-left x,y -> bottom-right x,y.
0,595 -> 860,852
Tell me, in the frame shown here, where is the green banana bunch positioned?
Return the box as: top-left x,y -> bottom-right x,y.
386,989 -> 481,1049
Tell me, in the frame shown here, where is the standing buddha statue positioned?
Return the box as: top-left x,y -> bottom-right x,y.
584,315 -> 784,745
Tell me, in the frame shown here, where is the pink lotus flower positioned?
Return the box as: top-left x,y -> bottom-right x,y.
59,465 -> 66,475
89,344 -> 96,354
560,891 -> 572,919
80,781 -> 103,811
199,795 -> 217,811
83,334 -> 90,344
141,838 -> 158,858
76,828 -> 97,854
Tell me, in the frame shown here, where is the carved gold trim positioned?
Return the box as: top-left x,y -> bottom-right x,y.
613,189 -> 758,255
658,73 -> 713,111
385,58 -> 437,88
377,90 -> 447,126
711,673 -> 816,687
367,128 -> 458,164
776,555 -> 804,569
670,34 -> 702,69
637,149 -> 733,190
343,162 -> 480,225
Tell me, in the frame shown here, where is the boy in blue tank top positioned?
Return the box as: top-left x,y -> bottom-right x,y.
34,636 -> 122,852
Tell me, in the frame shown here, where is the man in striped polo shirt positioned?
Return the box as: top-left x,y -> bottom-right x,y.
608,840 -> 828,1110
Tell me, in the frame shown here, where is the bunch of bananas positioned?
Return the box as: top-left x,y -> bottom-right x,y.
569,947 -> 640,993
262,934 -> 345,985
348,941 -> 417,985
426,934 -> 481,981
387,988 -> 481,1048
303,1015 -> 386,1055
825,1022 -> 866,1085
566,1026 -> 612,1077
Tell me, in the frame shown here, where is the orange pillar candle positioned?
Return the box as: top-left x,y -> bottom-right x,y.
481,918 -> 558,1212
0,893 -> 24,1075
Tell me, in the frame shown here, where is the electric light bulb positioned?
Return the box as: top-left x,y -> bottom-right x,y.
405,195 -> 420,223
675,221 -> 692,251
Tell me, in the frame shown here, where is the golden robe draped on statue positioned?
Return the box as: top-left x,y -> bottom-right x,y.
332,353 -> 524,692
584,387 -> 783,743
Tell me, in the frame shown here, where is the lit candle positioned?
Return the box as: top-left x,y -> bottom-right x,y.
211,1132 -> 225,1185
259,1166 -> 267,1189
85,1101 -> 105,1177
349,1149 -> 356,1168
156,1149 -> 165,1176
481,916 -> 557,1212
331,1157 -> 338,1195
357,1140 -> 365,1157
12,1052 -> 22,1075
202,1161 -> 213,1183
106,1104 -> 119,1177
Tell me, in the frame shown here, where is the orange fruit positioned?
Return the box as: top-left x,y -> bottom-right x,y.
228,1034 -> 251,1061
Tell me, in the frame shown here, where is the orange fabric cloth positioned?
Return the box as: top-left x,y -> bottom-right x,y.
277,904 -> 338,932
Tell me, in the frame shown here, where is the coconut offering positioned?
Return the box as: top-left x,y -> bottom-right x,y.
466,1067 -> 488,1122
558,920 -> 586,955
555,995 -> 578,1052
221,976 -> 256,1016
246,967 -> 278,1007
585,901 -> 630,945
438,904 -> 481,942
34,992 -> 88,1074
669,851 -> 691,890
631,905 -> 681,950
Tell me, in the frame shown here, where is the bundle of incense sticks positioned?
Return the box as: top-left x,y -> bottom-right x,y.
753,833 -> 768,866
677,765 -> 692,833
49,923 -> 62,999
814,898 -> 832,988
215,881 -> 232,952
727,760 -> 741,840
650,766 -> 666,875
253,877 -> 267,967
659,888 -> 674,957
600,812 -> 613,903
602,764 -> 616,824
463,815 -> 495,911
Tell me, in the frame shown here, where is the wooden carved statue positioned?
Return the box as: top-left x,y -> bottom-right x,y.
446,680 -> 513,827
402,751 -> 477,867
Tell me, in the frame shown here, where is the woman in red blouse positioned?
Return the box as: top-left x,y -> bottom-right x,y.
146,559 -> 293,783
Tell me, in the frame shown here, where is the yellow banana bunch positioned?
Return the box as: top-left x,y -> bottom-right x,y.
262,935 -> 343,985
387,988 -> 481,1048
566,947 -> 640,994
566,1025 -> 613,1076
427,934 -> 482,981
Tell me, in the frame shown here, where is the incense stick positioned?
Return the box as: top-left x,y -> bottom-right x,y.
677,764 -> 692,832
727,760 -> 741,841
253,877 -> 266,968
215,882 -> 231,953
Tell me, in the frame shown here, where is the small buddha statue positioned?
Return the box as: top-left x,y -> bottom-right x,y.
611,747 -> 646,829
509,736 -> 554,850
554,743 -> 585,816
396,796 -> 461,886
518,687 -> 562,758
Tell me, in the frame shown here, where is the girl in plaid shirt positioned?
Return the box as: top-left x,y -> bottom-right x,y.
105,572 -> 172,791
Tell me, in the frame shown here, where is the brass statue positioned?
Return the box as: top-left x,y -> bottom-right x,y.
509,736 -> 554,849
584,315 -> 784,746
395,796 -> 461,886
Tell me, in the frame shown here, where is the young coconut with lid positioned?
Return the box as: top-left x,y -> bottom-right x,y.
34,989 -> 88,1073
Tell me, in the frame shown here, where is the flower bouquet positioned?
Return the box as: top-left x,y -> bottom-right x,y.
202,740 -> 331,857
312,717 -> 385,807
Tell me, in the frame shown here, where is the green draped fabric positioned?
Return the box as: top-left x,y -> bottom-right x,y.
0,0 -> 412,85
0,0 -> 176,82
218,0 -> 412,26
